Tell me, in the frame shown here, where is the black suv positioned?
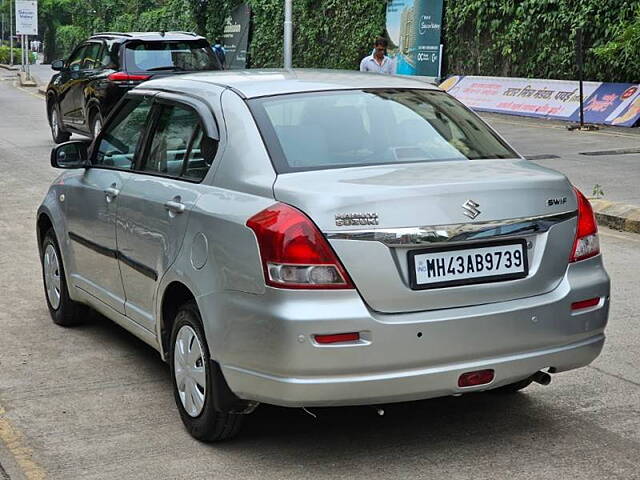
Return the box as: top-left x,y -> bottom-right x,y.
46,32 -> 221,143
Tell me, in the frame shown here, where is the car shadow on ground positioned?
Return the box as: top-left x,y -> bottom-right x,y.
78,309 -> 565,461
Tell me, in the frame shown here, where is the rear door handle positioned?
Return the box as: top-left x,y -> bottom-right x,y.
164,200 -> 185,214
104,186 -> 119,203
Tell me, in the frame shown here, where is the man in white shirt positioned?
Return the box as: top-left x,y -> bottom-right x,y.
359,37 -> 394,74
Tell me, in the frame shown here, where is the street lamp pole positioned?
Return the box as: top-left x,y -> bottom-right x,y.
9,0 -> 13,64
1,0 -> 4,47
283,0 -> 292,69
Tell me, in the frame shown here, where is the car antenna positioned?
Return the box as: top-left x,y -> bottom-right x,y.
160,30 -> 165,37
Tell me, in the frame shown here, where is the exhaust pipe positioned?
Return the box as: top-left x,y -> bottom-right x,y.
531,370 -> 552,386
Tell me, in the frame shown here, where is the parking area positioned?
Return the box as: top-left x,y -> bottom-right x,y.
0,80 -> 639,480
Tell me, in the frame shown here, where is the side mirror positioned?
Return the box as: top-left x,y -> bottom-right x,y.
51,59 -> 66,71
50,140 -> 90,169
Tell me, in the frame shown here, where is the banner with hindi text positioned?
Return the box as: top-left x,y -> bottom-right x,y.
440,75 -> 640,127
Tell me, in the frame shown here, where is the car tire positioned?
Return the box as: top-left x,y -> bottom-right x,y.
170,301 -> 244,442
41,228 -> 87,326
49,105 -> 71,143
489,377 -> 533,394
90,110 -> 103,140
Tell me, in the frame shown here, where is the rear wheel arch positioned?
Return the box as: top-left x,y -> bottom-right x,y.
46,93 -> 57,120
160,281 -> 198,361
37,212 -> 55,254
86,101 -> 102,130
86,100 -> 101,121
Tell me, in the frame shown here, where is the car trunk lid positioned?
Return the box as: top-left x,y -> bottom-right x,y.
273,159 -> 577,313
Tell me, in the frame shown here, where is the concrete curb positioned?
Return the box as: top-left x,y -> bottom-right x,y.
0,63 -> 19,71
18,71 -> 37,87
590,199 -> 640,234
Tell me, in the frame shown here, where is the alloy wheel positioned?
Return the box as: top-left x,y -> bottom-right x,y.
51,109 -> 59,137
93,118 -> 102,138
173,325 -> 207,417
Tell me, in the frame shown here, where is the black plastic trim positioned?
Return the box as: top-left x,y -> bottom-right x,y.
117,252 -> 158,281
68,231 -> 117,258
68,231 -> 157,280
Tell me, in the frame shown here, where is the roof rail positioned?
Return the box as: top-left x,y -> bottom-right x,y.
166,31 -> 199,37
91,32 -> 132,37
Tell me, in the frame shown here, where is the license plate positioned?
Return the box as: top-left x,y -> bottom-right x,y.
408,240 -> 528,290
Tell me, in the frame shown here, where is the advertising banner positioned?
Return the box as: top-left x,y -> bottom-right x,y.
386,0 -> 444,77
222,3 -> 251,69
578,83 -> 640,127
440,75 -> 640,127
15,0 -> 38,36
440,75 -> 602,119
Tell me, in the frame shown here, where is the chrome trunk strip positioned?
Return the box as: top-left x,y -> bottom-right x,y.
325,210 -> 577,246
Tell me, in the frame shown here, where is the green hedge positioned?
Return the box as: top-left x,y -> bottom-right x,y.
55,25 -> 87,60
0,46 -> 36,64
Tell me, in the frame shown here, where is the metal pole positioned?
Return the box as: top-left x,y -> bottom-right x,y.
26,34 -> 30,79
9,0 -> 13,65
283,0 -> 292,69
576,28 -> 584,127
437,44 -> 443,80
1,0 -> 5,46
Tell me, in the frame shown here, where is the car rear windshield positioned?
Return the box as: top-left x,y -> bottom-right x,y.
124,40 -> 220,72
249,89 -> 519,173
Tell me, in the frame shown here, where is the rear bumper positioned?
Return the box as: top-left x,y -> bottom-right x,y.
221,334 -> 604,407
198,255 -> 609,407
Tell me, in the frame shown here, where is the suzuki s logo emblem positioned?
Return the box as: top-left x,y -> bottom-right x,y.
462,200 -> 481,219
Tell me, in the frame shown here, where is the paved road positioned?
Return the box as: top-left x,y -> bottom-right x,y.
0,81 -> 639,480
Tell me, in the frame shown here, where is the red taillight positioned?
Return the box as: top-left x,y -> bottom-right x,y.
107,72 -> 151,82
569,188 -> 600,262
571,297 -> 600,311
458,369 -> 495,388
314,332 -> 360,344
246,203 -> 354,289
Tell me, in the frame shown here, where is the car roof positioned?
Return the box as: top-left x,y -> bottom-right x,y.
141,69 -> 441,99
89,31 -> 205,42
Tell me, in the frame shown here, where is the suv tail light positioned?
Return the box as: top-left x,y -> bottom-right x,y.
246,203 -> 354,289
570,187 -> 600,262
107,72 -> 151,82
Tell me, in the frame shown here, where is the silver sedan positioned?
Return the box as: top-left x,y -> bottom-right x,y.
37,70 -> 610,441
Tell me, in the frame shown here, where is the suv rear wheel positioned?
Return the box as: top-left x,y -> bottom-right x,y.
49,105 -> 71,143
170,301 -> 244,442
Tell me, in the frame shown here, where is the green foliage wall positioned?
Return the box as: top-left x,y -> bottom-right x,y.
39,0 -> 640,82
443,0 -> 640,83
201,0 -> 386,69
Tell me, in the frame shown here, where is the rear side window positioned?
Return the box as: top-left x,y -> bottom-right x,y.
249,89 -> 518,173
123,40 -> 220,72
141,104 -> 213,182
98,43 -> 118,69
94,98 -> 153,169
